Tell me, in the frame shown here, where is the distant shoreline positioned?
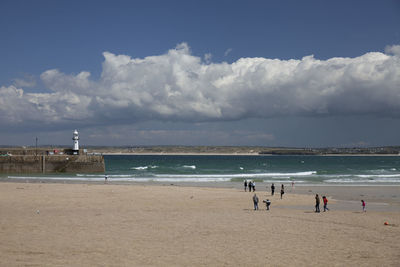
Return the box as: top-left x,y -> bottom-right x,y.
102,152 -> 400,156
102,152 -> 260,156
3,146 -> 400,156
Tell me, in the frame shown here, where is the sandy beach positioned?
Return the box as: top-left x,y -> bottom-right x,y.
0,182 -> 399,266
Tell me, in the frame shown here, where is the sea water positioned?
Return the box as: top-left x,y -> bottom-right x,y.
4,155 -> 400,185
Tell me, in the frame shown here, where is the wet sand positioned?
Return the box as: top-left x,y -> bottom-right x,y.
0,182 -> 399,266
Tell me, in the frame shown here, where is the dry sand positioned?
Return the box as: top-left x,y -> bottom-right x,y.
0,182 -> 399,266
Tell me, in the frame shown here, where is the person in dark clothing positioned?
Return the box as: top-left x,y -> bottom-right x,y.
322,196 -> 329,211
263,199 -> 271,210
244,180 -> 248,192
271,183 -> 275,196
280,186 -> 284,199
315,194 -> 320,213
248,181 -> 253,192
253,194 -> 259,210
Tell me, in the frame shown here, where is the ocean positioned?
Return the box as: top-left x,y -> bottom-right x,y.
4,155 -> 400,185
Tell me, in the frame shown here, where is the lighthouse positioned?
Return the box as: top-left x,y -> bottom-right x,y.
72,129 -> 79,155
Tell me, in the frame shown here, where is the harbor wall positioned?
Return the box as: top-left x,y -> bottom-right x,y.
0,155 -> 105,174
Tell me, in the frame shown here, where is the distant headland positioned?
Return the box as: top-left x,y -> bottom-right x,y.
93,145 -> 400,155
2,145 -> 396,156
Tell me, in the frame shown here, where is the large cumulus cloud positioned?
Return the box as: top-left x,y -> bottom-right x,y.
1,43 -> 400,128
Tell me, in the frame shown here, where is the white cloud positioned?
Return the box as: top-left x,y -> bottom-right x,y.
204,53 -> 212,64
224,48 -> 233,56
13,74 -> 36,88
385,44 -> 400,56
1,43 -> 400,129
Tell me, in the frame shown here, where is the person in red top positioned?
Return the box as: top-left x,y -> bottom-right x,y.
361,200 -> 366,212
322,196 -> 329,212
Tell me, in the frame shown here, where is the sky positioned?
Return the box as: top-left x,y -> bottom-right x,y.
1,0 -> 400,147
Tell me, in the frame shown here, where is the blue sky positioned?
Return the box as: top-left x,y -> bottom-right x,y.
1,0 -> 400,147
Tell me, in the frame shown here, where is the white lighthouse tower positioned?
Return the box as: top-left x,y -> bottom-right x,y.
72,129 -> 79,155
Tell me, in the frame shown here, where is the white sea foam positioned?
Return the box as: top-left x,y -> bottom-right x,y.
130,165 -> 158,170
325,178 -> 400,183
6,168 -> 400,184
131,166 -> 148,170
182,165 -> 196,169
5,174 -> 400,184
77,174 -> 137,178
154,171 -> 315,179
357,174 -> 400,178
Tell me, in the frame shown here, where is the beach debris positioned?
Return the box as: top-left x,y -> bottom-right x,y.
383,222 -> 398,227
36,210 -> 40,214
190,196 -> 194,199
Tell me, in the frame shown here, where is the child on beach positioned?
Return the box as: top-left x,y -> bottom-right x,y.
361,200 -> 366,212
263,199 -> 271,210
322,196 -> 329,211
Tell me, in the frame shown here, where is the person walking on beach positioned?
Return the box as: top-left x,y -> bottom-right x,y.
253,194 -> 259,210
248,181 -> 253,192
361,200 -> 366,212
315,194 -> 320,213
244,180 -> 248,192
271,183 -> 275,196
322,196 -> 329,211
280,185 -> 284,199
104,174 -> 108,184
252,181 -> 256,192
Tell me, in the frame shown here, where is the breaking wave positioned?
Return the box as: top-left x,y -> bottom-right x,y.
182,165 -> 196,169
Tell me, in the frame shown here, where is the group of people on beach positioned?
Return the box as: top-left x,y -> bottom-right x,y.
243,180 -> 256,192
252,193 -> 271,211
249,181 -> 367,213
314,194 -> 329,212
270,183 -> 285,199
250,182 -> 286,211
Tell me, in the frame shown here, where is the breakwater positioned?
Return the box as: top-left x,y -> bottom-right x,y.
0,154 -> 105,174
